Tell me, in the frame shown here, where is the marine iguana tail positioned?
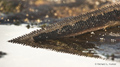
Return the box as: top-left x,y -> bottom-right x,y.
8,3 -> 120,44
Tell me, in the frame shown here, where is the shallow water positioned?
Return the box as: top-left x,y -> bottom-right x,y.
0,25 -> 120,67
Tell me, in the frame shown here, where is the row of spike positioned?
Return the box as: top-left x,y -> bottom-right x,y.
8,3 -> 120,42
45,3 -> 120,31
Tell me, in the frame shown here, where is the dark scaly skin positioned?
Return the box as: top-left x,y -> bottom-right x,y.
9,3 -> 120,44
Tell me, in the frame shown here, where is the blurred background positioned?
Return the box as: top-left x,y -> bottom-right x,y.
0,0 -> 120,28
